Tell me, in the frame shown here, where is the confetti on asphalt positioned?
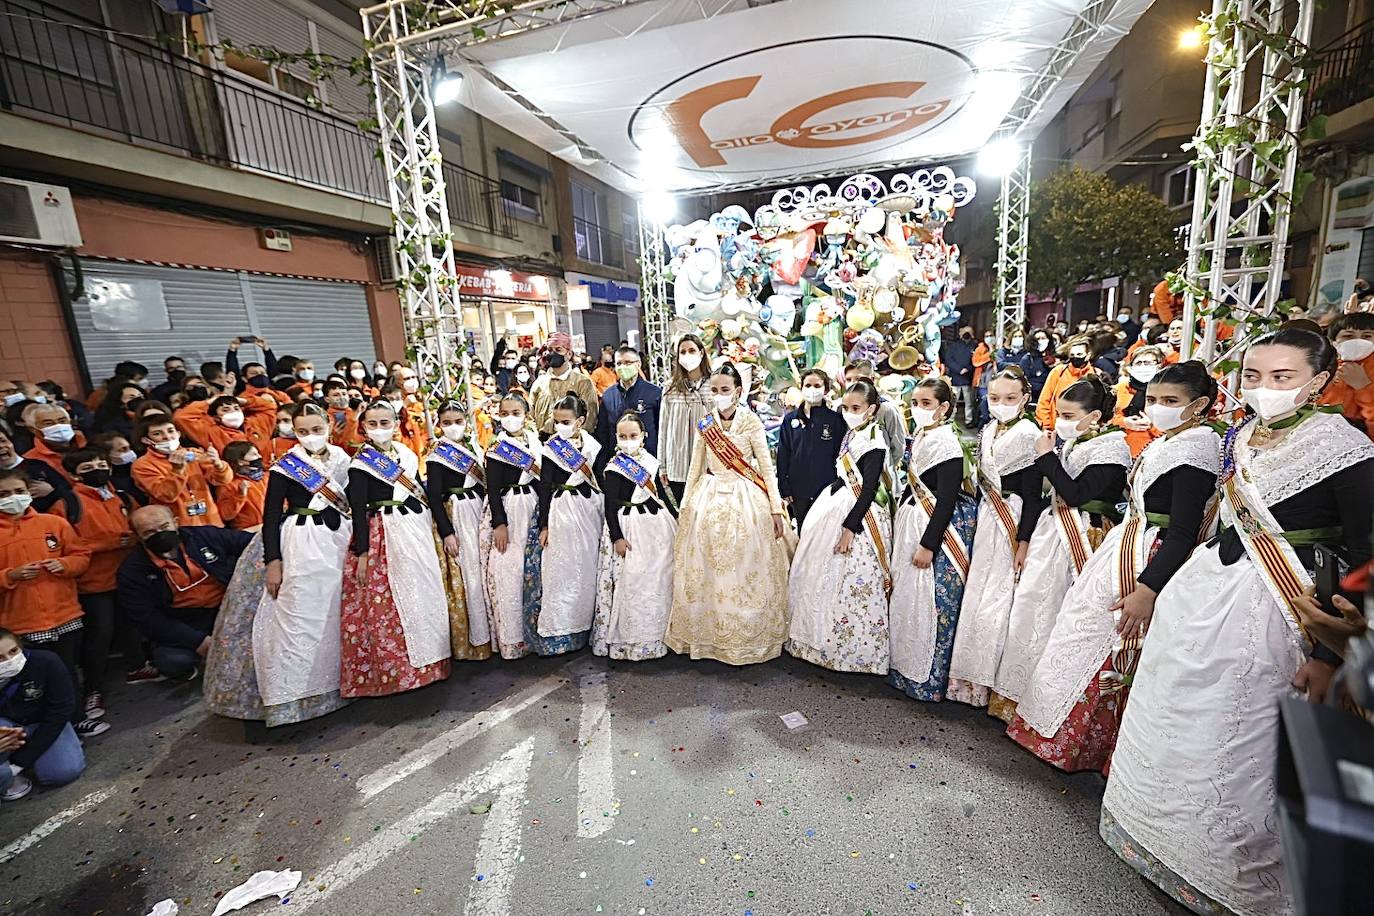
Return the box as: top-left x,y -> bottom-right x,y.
779,711 -> 808,729
469,802 -> 491,815
645,879 -> 654,887
908,882 -> 919,891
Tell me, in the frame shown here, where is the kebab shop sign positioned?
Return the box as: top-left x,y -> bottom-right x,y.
453,265 -> 550,301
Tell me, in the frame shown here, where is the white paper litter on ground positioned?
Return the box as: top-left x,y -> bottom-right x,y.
145,901 -> 178,916
780,711 -> 809,729
210,869 -> 302,916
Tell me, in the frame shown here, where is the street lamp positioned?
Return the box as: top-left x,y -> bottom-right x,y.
1178,26 -> 1204,51
977,138 -> 1022,177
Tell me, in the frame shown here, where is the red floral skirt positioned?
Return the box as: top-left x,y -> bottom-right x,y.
340,516 -> 451,698
1006,657 -> 1122,775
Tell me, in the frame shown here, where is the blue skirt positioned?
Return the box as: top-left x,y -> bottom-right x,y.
520,506 -> 589,656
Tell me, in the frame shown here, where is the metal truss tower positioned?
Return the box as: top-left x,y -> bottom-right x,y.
993,144 -> 1032,347
636,204 -> 672,384
1180,0 -> 1316,367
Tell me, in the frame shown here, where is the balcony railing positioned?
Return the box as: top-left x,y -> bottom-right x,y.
572,215 -> 629,269
1307,17 -> 1374,121
0,0 -> 516,240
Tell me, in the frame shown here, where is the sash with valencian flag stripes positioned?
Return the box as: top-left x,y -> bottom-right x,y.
430,439 -> 484,482
354,445 -> 427,505
545,435 -> 600,491
271,452 -> 350,517
487,437 -> 541,478
607,451 -> 663,506
1218,419 -> 1314,649
907,469 -> 972,581
697,413 -> 767,493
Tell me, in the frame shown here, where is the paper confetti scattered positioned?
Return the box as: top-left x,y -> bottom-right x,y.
779,712 -> 808,729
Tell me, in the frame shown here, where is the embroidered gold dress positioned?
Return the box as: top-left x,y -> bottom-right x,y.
666,408 -> 795,665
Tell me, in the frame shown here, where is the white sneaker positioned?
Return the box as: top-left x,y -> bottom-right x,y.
2,774 -> 32,802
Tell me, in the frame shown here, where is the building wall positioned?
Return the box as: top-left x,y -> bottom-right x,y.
0,253 -> 82,395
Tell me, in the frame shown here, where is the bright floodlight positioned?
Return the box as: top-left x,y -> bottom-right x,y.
433,67 -> 464,105
1178,26 -> 1203,50
644,190 -> 676,225
978,139 -> 1022,176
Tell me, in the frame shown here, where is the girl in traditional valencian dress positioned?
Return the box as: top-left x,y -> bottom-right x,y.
785,380 -> 893,673
991,376 -> 1130,722
1008,362 -> 1221,772
424,402 -> 492,662
1102,327 -> 1374,916
592,410 -> 677,660
531,394 -> 602,655
340,401 -> 451,696
666,362 -> 795,665
947,368 -> 1043,707
480,392 -> 545,659
887,378 -> 978,701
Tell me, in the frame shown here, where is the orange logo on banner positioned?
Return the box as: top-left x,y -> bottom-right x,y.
663,78 -> 951,168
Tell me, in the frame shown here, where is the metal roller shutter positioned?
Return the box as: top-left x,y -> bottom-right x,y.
580,306 -> 621,356
68,260 -> 252,386
209,0 -> 312,64
245,275 -> 376,370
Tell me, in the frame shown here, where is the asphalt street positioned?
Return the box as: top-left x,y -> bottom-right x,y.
0,653 -> 1187,916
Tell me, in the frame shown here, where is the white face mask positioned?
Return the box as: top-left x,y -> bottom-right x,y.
554,422 -> 578,439
402,378 -> 419,394
298,433 -> 328,452
619,436 -> 643,455
276,422 -> 294,437
366,427 -> 395,445
911,405 -> 941,428
2,393 -> 23,407
679,352 -> 703,372
988,402 -> 1022,423
500,415 -> 525,434
219,410 -> 245,429
389,400 -> 405,414
515,371 -> 530,384
1055,417 -> 1086,442
297,368 -> 315,382
1241,384 -> 1305,422
714,393 -> 736,412
1337,339 -> 1374,363
350,368 -> 367,380
41,423 -> 75,443
1011,337 -> 1025,349
1129,364 -> 1159,385
1145,402 -> 1193,433
0,493 -> 32,516
0,651 -> 25,680
842,409 -> 871,429
1036,339 -> 1050,352
374,366 -> 387,378
801,387 -> 825,405
441,423 -> 466,442
116,450 -> 137,465
153,437 -> 181,454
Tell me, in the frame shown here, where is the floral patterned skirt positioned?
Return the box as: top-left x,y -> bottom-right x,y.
520,503 -> 589,657
1099,807 -> 1229,915
987,691 -> 1017,724
434,525 -> 492,662
340,517 -> 451,698
1006,657 -> 1122,774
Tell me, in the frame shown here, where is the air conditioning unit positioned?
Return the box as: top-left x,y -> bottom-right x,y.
0,178 -> 83,247
372,235 -> 399,287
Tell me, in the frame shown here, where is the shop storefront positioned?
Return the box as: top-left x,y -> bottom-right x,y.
455,263 -> 556,363
565,270 -> 642,355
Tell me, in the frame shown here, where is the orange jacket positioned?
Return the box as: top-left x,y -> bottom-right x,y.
971,343 -> 994,388
326,406 -> 364,453
1035,362 -> 1095,428
23,433 -> 88,482
54,483 -> 133,594
131,447 -> 234,526
0,508 -> 90,634
398,402 -> 429,456
218,474 -> 268,529
1151,280 -> 1180,323
268,436 -> 295,464
590,365 -> 617,395
173,395 -> 277,453
86,386 -> 108,411
1111,380 -> 1160,457
1320,351 -> 1374,439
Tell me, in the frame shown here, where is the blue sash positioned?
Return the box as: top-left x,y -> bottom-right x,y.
431,439 -> 480,477
489,438 -> 539,475
607,451 -> 660,505
354,446 -> 426,503
546,435 -> 587,473
270,452 -> 351,517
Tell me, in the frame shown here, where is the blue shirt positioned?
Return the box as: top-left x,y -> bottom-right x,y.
596,378 -> 662,459
776,404 -> 845,503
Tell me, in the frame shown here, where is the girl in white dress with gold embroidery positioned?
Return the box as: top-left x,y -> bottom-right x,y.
947,368 -> 1043,707
666,362 -> 795,665
990,375 -> 1130,722
786,381 -> 893,673
887,378 -> 978,702
593,411 -> 677,660
1102,327 -> 1374,916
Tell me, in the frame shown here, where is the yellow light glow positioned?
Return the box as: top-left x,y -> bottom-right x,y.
1178,26 -> 1203,50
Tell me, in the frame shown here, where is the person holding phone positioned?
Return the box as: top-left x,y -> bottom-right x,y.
131,415 -> 233,527
1101,326 -> 1374,915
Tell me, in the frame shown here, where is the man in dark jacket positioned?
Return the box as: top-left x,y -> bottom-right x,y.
0,628 -> 84,801
595,346 -> 662,469
940,327 -> 976,423
776,392 -> 845,530
117,506 -> 253,679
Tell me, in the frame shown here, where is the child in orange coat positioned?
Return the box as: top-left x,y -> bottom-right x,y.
1322,312 -> 1374,439
217,441 -> 268,529
131,415 -> 234,527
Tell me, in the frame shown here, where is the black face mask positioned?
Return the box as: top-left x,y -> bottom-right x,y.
185,385 -> 211,402
144,530 -> 180,555
246,375 -> 269,389
960,332 -> 973,342
79,468 -> 111,488
547,353 -> 567,369
1068,355 -> 1088,368
167,368 -> 186,382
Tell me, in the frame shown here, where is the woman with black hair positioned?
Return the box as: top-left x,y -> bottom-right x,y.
992,375 -> 1130,723
887,377 -> 978,702
666,362 -> 794,665
1102,327 -> 1374,915
785,380 -> 893,674
530,393 -> 602,655
1008,361 -> 1221,772
592,410 -> 677,660
425,401 -> 491,662
948,367 -> 1043,707
91,380 -> 144,439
